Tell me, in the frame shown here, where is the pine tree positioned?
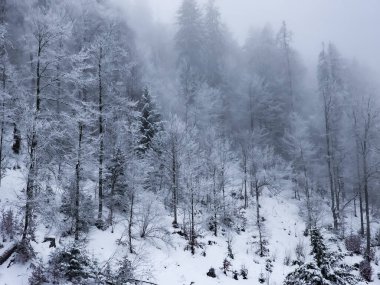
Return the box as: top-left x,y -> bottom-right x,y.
136,88 -> 161,155
284,227 -> 363,285
176,0 -> 204,124
105,148 -> 127,231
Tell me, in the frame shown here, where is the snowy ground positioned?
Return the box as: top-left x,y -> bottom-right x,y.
0,169 -> 379,284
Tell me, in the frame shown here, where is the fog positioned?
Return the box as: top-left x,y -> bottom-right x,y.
2,1 -> 380,283
115,0 -> 380,76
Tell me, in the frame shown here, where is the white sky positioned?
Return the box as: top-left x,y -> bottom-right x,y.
115,0 -> 380,76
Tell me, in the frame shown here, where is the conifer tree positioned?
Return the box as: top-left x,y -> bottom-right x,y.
284,228 -> 363,285
136,87 -> 161,154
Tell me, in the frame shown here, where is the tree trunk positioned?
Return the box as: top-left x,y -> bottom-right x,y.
355,141 -> 364,235
323,100 -> 338,231
74,123 -> 83,241
359,189 -> 364,236
128,192 -> 134,254
212,168 -> 217,236
23,40 -> 42,240
363,140 -> 371,260
172,144 -> 178,227
221,166 -> 225,218
243,154 -> 248,209
255,181 -> 263,257
109,176 -> 116,233
0,243 -> 18,266
0,65 -> 5,186
190,187 -> 195,255
97,47 -> 104,226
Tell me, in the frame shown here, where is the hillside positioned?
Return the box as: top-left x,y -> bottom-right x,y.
0,167 -> 377,284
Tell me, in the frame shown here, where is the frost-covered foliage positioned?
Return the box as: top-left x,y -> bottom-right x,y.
47,243 -> 101,284
284,228 -> 363,285
345,234 -> 362,254
0,0 -> 379,284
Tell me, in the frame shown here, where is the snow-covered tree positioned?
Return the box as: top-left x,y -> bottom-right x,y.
284,228 -> 363,285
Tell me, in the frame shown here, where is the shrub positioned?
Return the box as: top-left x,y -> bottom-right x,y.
207,267 -> 216,278
240,265 -> 248,279
227,237 -> 234,259
284,228 -> 363,285
258,272 -> 265,283
295,239 -> 306,262
359,260 -> 372,282
265,259 -> 273,273
15,239 -> 36,263
1,208 -> 17,242
115,257 -> 134,283
283,249 -> 292,266
29,260 -> 48,285
222,258 -> 231,274
373,228 -> 380,246
48,243 -> 99,283
345,234 -> 362,254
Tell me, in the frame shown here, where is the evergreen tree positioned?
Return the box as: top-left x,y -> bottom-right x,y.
176,0 -> 204,124
284,228 -> 363,285
136,87 -> 161,154
105,148 -> 127,230
203,0 -> 225,87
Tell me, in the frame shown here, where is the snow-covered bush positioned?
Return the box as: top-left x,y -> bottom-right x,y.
48,242 -> 100,284
258,272 -> 266,283
284,228 -> 363,285
137,193 -> 170,242
295,239 -> 306,262
115,257 -> 134,284
345,234 -> 362,254
29,259 -> 48,285
240,265 -> 248,279
15,239 -> 35,263
265,259 -> 273,273
227,236 -> 234,259
222,258 -> 231,275
283,249 -> 292,266
1,208 -> 17,241
207,267 -> 216,278
373,228 -> 380,246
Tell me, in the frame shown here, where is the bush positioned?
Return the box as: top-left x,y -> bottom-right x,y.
15,239 -> 36,263
373,228 -> 380,246
222,258 -> 231,274
265,259 -> 273,273
1,208 -> 17,242
345,234 -> 362,254
258,272 -> 265,283
227,237 -> 234,259
295,239 -> 306,262
359,260 -> 372,282
284,228 -> 363,285
115,257 -> 134,283
48,243 -> 99,283
29,260 -> 48,285
240,265 -> 248,279
283,249 -> 292,266
207,267 -> 216,278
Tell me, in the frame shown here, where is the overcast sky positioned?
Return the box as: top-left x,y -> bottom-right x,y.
115,0 -> 380,76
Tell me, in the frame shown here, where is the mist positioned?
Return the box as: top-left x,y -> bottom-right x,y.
114,0 -> 380,77
1,1 -> 380,284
